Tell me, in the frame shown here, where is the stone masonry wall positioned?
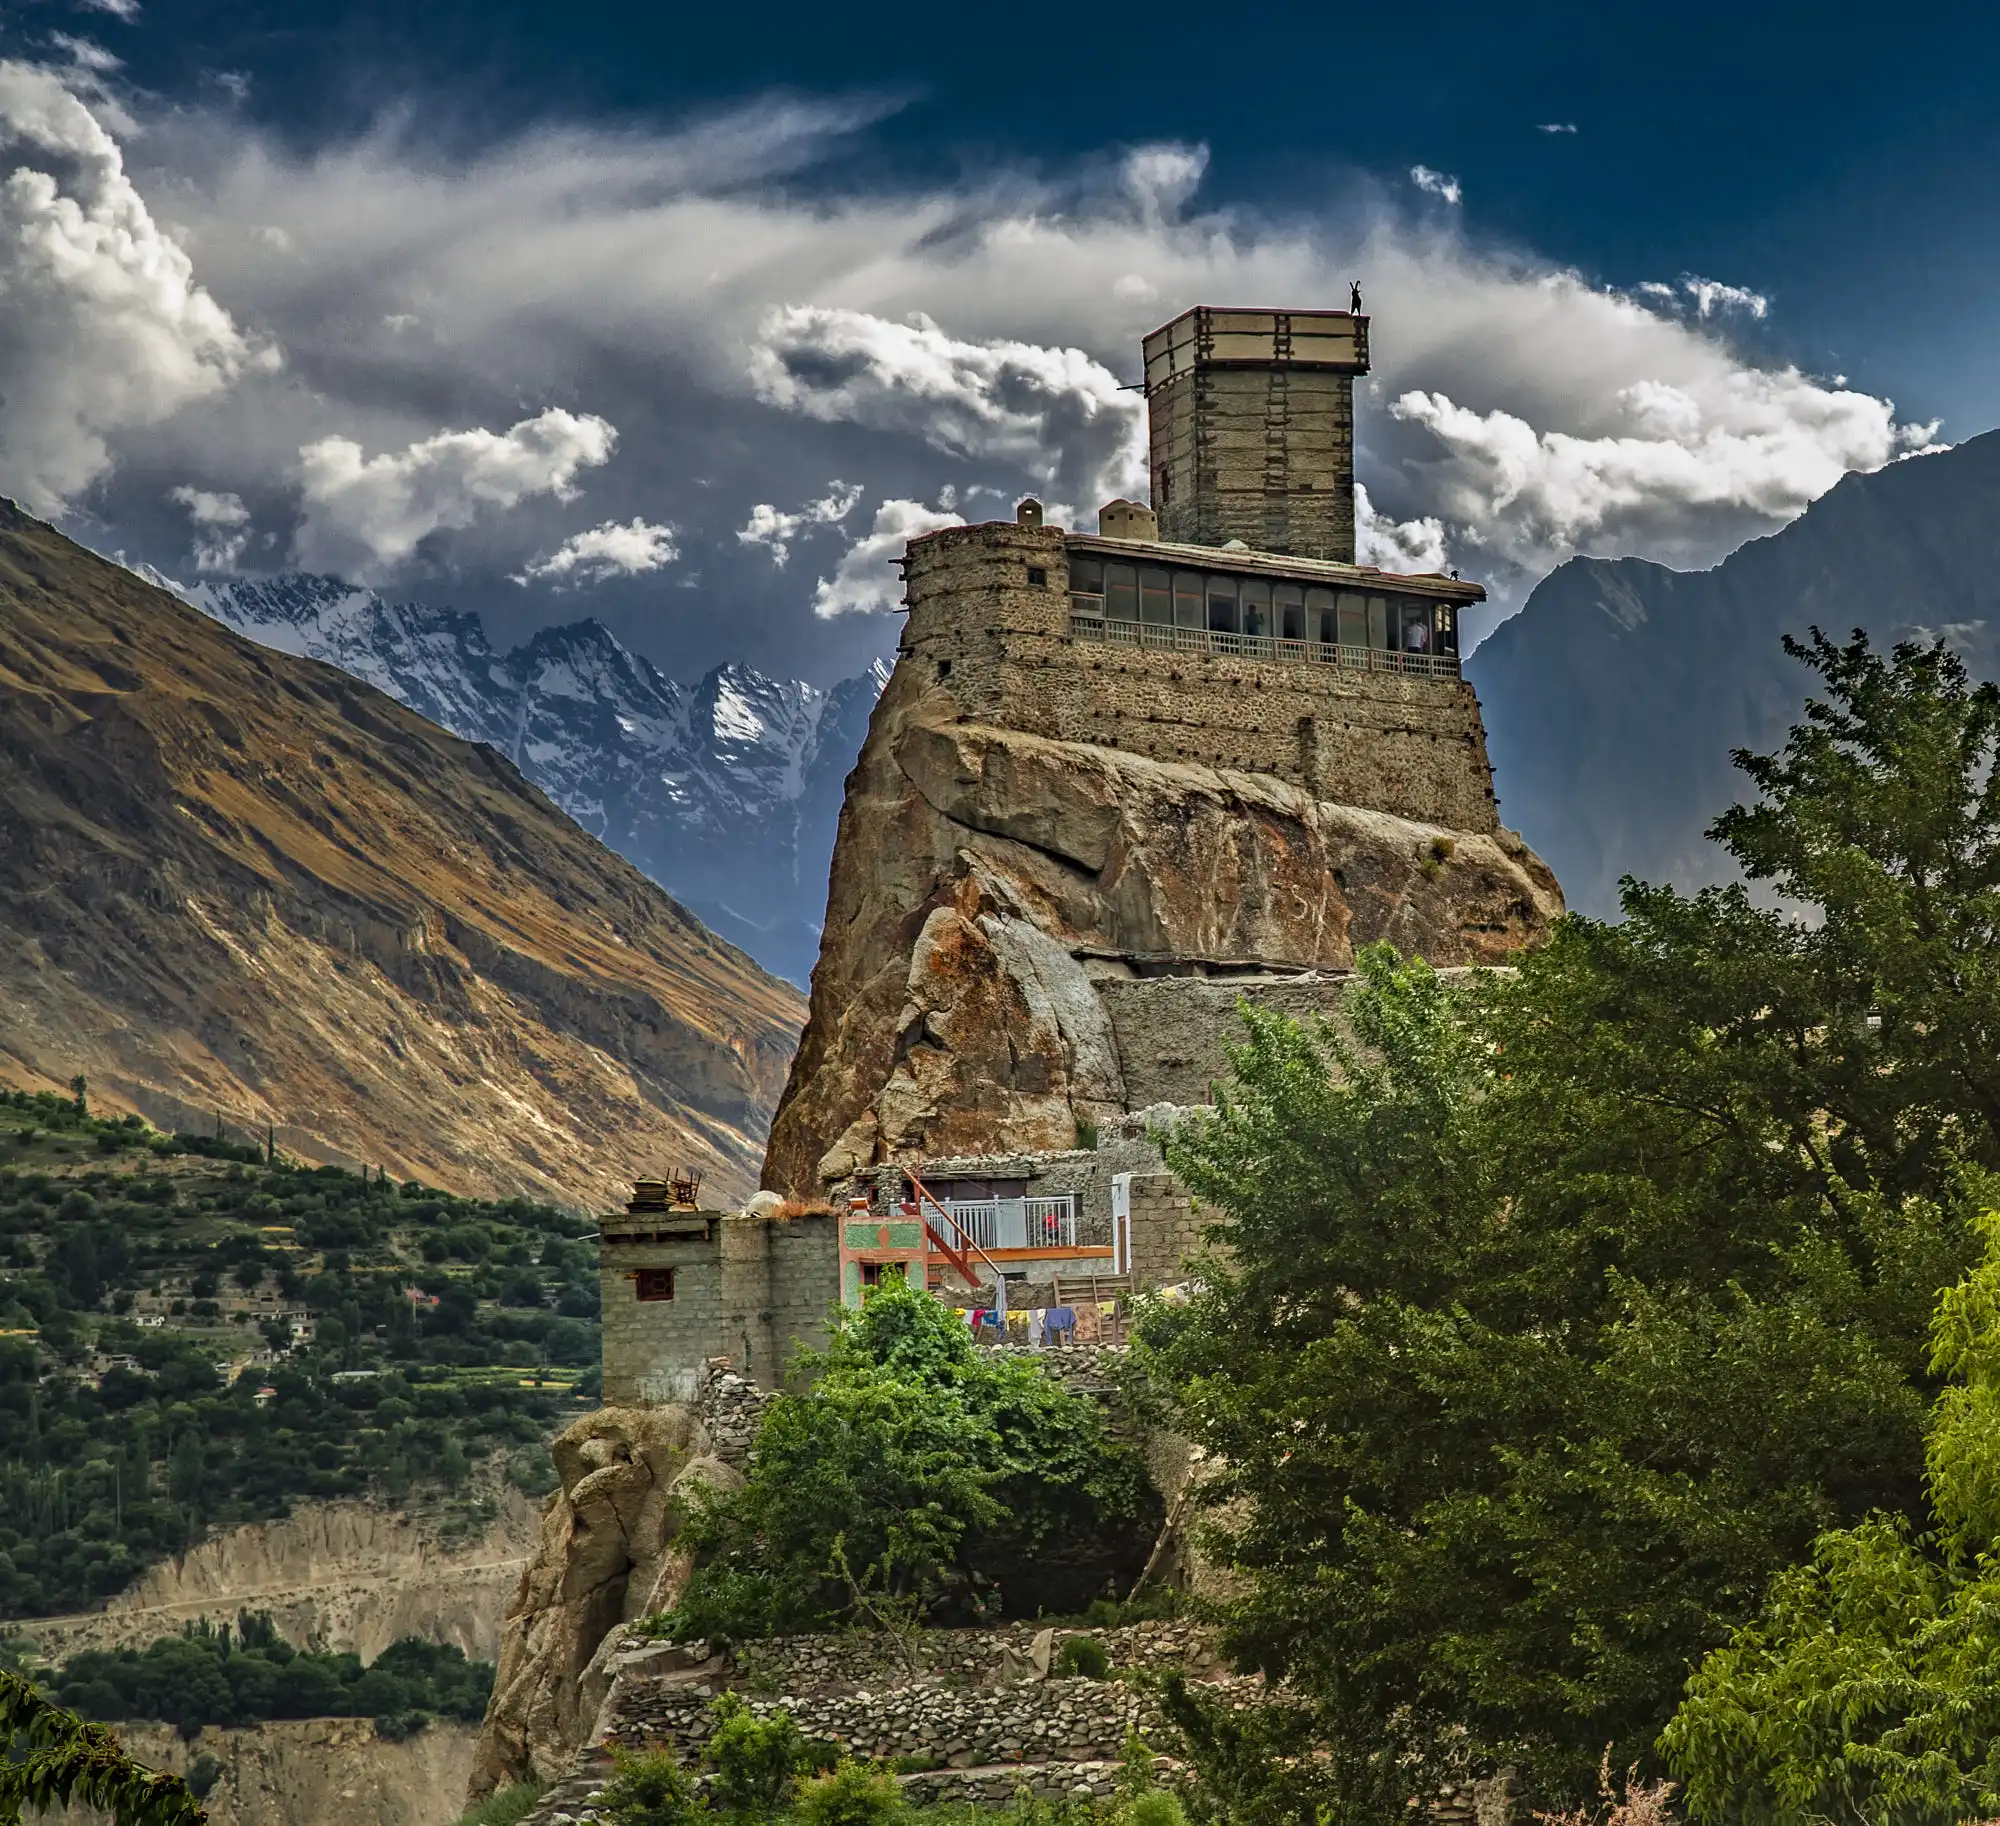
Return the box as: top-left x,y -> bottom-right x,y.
1097,973 -> 1353,1108
1126,1173 -> 1212,1291
600,1215 -> 839,1406
597,1622 -> 1242,1772
900,523 -> 1498,834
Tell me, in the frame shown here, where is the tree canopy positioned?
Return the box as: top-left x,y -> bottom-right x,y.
1663,1202 -> 2000,1826
1138,631 -> 2000,1816
660,1278 -> 1156,1640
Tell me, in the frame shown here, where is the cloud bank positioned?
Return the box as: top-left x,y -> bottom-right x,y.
0,68 -> 1943,675
0,60 -> 264,515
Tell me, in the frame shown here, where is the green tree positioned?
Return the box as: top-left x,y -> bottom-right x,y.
0,1671 -> 206,1825
1140,630 -> 2000,1814
595,1748 -> 704,1826
791,1759 -> 905,1826
662,1280 -> 1152,1640
1663,1201 -> 2000,1826
704,1692 -> 810,1820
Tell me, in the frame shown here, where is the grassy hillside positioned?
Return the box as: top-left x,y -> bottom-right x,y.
0,1085 -> 602,1620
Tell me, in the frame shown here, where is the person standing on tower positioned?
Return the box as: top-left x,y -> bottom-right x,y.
1349,280 -> 1363,313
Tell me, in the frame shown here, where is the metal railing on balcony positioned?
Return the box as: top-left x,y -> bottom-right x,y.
943,1194 -> 1079,1253
1069,613 -> 1461,680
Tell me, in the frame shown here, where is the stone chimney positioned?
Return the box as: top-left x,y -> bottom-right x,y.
1142,306 -> 1370,562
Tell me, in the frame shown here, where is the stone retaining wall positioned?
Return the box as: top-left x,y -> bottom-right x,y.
726,1620 -> 1215,1692
596,1622 -> 1235,1772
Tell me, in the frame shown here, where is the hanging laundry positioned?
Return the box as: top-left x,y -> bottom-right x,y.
1028,1309 -> 1046,1348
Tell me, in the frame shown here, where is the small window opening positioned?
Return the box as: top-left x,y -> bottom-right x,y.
1026,566 -> 1048,587
635,1268 -> 675,1302
938,659 -> 953,680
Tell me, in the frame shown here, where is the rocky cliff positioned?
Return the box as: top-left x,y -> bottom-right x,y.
0,501 -> 805,1207
470,1405 -> 740,1801
21,1493 -> 542,1665
763,660 -> 1561,1193
40,1718 -> 478,1826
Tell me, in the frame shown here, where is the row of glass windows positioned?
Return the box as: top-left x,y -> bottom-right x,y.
1069,556 -> 1458,656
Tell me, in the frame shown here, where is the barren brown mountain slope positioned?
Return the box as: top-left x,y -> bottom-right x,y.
0,501 -> 804,1207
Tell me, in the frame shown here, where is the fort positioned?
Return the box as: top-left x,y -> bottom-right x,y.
898,305 -> 1497,833
599,301 -> 1563,1406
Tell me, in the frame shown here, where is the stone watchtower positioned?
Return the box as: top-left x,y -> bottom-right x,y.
1145,306 -> 1370,560
597,1178 -> 838,1402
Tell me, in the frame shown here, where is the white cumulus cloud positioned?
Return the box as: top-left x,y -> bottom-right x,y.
1410,165 -> 1463,205
1355,483 -> 1449,574
737,481 -> 862,567
294,408 -> 617,576
167,483 -> 250,571
515,516 -> 678,586
1388,369 -> 1936,578
1536,123 -> 1578,134
0,61 -> 265,514
812,498 -> 964,618
747,306 -> 1145,522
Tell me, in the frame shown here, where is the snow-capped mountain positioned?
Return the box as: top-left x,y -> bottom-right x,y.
184,574 -> 886,984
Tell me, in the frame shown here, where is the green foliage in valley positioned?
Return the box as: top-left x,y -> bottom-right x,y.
1663,1206 -> 2000,1826
46,1611 -> 491,1740
658,1279 -> 1158,1640
1138,631 -> 2000,1816
0,1104 -> 602,1617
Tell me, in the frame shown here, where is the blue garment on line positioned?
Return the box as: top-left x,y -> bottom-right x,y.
1046,1306 -> 1076,1333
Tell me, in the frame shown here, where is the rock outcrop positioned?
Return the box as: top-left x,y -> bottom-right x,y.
469,1405 -> 740,1801
765,663 -> 1562,1192
0,500 -> 804,1208
40,1718 -> 478,1826
22,1492 -> 542,1665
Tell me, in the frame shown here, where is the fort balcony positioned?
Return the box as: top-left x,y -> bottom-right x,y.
934,1192 -> 1081,1253
1065,537 -> 1466,680
1071,612 -> 1461,681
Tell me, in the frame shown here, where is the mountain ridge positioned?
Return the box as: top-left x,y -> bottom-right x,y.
1468,430 -> 2000,913
0,500 -> 805,1207
180,572 -> 886,984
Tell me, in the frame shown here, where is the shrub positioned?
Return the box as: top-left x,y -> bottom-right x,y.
451,1784 -> 547,1826
597,1749 -> 705,1826
793,1758 -> 906,1826
706,1691 -> 810,1819
1055,1636 -> 1110,1680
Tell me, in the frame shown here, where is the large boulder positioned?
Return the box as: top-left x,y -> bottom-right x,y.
764,666 -> 1562,1194
466,1406 -> 742,1801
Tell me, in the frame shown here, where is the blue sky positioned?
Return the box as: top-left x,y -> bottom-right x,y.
3,0 -> 1995,683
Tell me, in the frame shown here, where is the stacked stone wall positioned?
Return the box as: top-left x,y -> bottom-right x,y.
900,525 -> 1498,834
597,1622 -> 1242,1773
1126,1173 -> 1213,1291
601,1214 -> 839,1406
600,1238 -> 725,1406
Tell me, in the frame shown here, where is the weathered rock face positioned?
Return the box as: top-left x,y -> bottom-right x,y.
468,1405 -> 740,1802
764,665 -> 1561,1193
39,1719 -> 478,1826
21,1492 -> 541,1665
